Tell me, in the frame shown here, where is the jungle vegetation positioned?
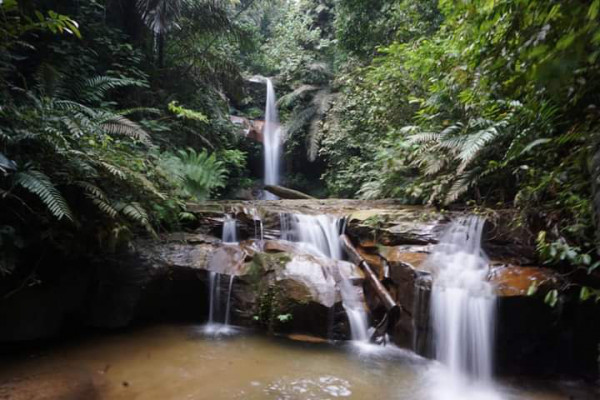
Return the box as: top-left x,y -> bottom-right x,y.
1,0 -> 600,295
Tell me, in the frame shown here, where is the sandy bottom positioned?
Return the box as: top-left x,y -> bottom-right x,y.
0,324 -> 596,400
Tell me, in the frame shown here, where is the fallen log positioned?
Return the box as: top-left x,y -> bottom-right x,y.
340,234 -> 399,314
264,185 -> 315,200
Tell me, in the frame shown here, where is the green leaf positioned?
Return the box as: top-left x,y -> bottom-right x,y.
580,286 -> 591,302
544,289 -> 558,307
13,170 -> 74,222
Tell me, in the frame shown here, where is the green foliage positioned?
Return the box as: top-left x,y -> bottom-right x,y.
168,101 -> 209,123
12,168 -> 74,222
316,0 -> 600,277
159,148 -> 227,201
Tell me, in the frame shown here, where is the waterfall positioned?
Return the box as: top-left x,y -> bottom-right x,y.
208,272 -> 220,325
280,213 -> 370,342
222,215 -> 238,244
206,272 -> 236,334
338,278 -> 370,342
263,78 -> 282,198
224,275 -> 235,326
280,214 -> 344,259
426,216 -> 495,380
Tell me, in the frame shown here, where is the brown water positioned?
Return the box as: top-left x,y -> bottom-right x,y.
0,325 -> 595,400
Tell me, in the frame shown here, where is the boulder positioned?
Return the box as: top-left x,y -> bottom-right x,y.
234,249 -> 364,339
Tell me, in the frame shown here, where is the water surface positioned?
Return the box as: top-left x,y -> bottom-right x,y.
0,325 -> 594,399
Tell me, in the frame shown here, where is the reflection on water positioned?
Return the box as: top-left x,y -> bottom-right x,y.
0,325 -> 594,400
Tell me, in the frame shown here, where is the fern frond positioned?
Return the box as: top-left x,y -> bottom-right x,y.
13,170 -> 74,221
409,131 -> 441,143
78,76 -> 147,101
116,201 -> 156,236
456,123 -> 505,172
76,181 -> 108,201
125,169 -> 167,200
277,85 -> 319,108
97,161 -> 127,180
101,115 -> 152,145
75,181 -> 118,218
284,106 -> 316,138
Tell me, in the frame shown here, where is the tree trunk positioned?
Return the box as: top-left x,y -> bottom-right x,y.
264,185 -> 315,200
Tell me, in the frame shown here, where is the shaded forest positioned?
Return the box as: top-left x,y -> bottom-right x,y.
1,0 -> 600,303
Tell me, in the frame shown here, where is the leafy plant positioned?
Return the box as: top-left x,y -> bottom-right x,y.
159,148 -> 227,201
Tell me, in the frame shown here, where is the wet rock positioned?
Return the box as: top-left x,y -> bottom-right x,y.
263,240 -> 310,255
386,259 -> 432,352
233,251 -> 364,339
490,265 -> 561,296
379,249 -> 429,269
207,246 -> 249,276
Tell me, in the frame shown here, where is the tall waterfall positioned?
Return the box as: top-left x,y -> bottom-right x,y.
280,214 -> 370,342
263,78 -> 282,197
426,216 -> 495,380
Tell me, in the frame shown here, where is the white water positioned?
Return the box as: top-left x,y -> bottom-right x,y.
280,213 -> 370,342
206,272 -> 236,335
424,216 -> 499,399
222,215 -> 238,244
263,78 -> 282,198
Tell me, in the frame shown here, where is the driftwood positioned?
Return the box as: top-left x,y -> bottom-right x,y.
265,185 -> 315,200
341,234 -> 401,344
340,234 -> 399,314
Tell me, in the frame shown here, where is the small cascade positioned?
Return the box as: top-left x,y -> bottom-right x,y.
425,216 -> 496,382
222,215 -> 238,244
263,78 -> 282,198
224,275 -> 235,326
208,272 -> 220,325
206,272 -> 236,334
280,213 -> 370,342
339,278 -> 370,342
280,214 -> 344,259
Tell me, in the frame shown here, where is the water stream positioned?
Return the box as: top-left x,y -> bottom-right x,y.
263,78 -> 282,198
206,273 -> 236,335
424,216 -> 498,398
280,213 -> 370,342
222,215 -> 238,244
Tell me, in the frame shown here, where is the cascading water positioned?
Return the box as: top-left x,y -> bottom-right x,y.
222,215 -> 238,244
424,216 -> 499,399
281,214 -> 343,259
263,78 -> 282,198
205,216 -> 238,334
206,272 -> 236,334
280,213 -> 370,342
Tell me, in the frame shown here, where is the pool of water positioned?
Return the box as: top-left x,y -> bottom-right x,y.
0,325 -> 596,400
